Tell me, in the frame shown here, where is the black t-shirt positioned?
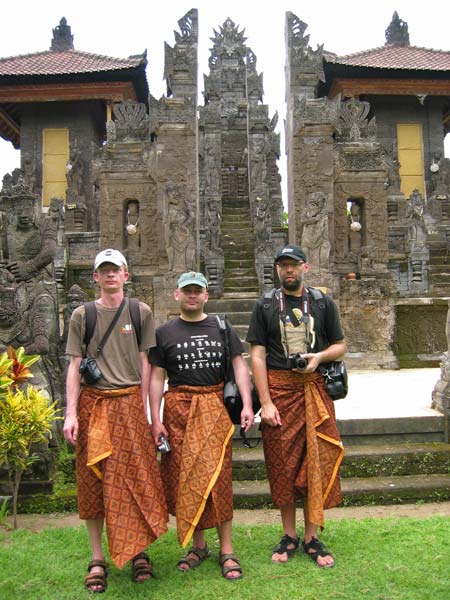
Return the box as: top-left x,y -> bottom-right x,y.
149,315 -> 244,386
246,288 -> 344,370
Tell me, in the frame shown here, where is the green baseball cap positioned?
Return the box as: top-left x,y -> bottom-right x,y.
177,271 -> 208,289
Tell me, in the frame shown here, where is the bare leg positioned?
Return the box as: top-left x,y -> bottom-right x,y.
303,504 -> 334,567
85,518 -> 106,591
272,503 -> 298,563
178,528 -> 208,571
217,520 -> 241,580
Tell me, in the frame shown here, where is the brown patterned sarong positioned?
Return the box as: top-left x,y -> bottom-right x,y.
262,370 -> 344,529
76,385 -> 168,568
161,384 -> 234,547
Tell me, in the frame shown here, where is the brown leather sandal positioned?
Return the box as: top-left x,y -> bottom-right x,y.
219,553 -> 243,581
177,543 -> 210,571
85,559 -> 108,593
131,552 -> 153,582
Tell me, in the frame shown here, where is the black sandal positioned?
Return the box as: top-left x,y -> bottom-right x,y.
219,553 -> 243,580
131,552 -> 153,582
302,537 -> 334,568
272,533 -> 299,562
177,543 -> 210,571
85,559 -> 108,593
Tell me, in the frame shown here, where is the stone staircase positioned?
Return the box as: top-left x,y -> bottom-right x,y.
428,234 -> 450,295
207,296 -> 257,354
221,197 -> 260,294
231,418 -> 450,507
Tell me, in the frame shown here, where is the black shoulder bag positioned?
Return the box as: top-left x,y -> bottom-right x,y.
79,298 -> 126,385
216,314 -> 261,424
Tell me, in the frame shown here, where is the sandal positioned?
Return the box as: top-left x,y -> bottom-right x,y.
272,533 -> 299,562
302,537 -> 334,568
131,552 -> 153,582
85,559 -> 108,593
219,553 -> 243,581
177,543 -> 210,571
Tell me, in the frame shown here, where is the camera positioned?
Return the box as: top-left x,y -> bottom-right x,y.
79,357 -> 102,384
286,353 -> 308,371
157,434 -> 171,453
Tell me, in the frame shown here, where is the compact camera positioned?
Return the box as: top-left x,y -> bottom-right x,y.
286,352 -> 308,371
157,434 -> 171,453
79,357 -> 102,384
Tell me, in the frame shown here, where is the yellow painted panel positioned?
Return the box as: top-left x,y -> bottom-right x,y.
43,129 -> 68,154
45,155 -> 67,180
42,129 -> 69,207
44,182 -> 67,204
399,149 -> 422,175
397,124 -> 425,199
400,176 -> 425,199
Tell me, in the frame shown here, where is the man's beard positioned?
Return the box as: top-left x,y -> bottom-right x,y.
281,274 -> 303,292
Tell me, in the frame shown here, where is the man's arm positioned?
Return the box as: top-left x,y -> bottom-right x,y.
250,344 -> 281,427
140,351 -> 150,416
302,340 -> 347,373
231,354 -> 254,432
148,365 -> 168,446
63,356 -> 82,445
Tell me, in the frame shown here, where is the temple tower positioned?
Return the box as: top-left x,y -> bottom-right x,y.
199,19 -> 283,297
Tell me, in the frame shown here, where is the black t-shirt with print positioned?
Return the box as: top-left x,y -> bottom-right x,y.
246,288 -> 344,370
149,315 -> 244,386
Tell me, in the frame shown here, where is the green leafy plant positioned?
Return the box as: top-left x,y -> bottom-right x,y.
0,346 -> 61,528
0,498 -> 8,525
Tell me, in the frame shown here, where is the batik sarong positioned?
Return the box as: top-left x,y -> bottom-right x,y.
76,385 -> 168,568
262,370 -> 344,529
160,383 -> 234,547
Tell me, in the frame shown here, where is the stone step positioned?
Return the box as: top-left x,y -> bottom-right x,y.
232,474 -> 450,508
216,311 -> 253,325
208,297 -> 258,312
231,443 -> 450,481
232,414 -> 446,446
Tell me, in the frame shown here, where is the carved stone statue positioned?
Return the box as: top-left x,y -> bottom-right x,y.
255,194 -> 272,250
0,180 -> 62,405
62,284 -> 88,346
66,147 -> 84,203
205,198 -> 221,253
301,191 -> 330,271
407,190 -> 427,249
164,184 -> 196,272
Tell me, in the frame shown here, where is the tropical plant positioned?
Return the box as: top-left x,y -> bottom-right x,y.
0,346 -> 61,528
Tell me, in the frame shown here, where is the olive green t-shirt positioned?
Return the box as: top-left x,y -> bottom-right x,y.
66,299 -> 156,389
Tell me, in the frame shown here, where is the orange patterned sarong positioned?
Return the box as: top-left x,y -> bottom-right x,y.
262,370 -> 344,529
76,385 -> 168,568
161,384 -> 234,547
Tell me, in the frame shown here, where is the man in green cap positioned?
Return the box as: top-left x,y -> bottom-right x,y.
149,271 -> 253,580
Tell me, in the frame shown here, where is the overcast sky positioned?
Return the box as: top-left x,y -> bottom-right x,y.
1,0 -> 449,192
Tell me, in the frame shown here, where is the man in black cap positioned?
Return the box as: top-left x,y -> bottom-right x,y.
246,244 -> 346,568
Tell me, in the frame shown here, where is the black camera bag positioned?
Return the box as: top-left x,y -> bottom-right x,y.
216,314 -> 260,424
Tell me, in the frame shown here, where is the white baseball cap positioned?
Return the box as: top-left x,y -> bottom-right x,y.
94,249 -> 127,270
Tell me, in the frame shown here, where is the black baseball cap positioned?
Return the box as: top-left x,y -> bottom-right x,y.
274,244 -> 307,263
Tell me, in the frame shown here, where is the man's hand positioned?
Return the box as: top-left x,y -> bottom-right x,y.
296,353 -> 321,373
151,421 -> 169,448
63,414 -> 78,445
261,402 -> 282,427
240,406 -> 254,433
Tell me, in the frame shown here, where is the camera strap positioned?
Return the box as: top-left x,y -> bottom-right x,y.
275,288 -> 312,355
95,298 -> 127,355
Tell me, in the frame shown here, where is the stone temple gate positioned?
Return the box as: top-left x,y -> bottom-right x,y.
0,9 -> 450,383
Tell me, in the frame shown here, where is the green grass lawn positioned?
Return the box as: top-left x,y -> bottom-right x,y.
1,516 -> 449,600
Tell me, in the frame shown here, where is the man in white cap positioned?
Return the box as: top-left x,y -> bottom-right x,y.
64,249 -> 167,592
149,271 -> 253,581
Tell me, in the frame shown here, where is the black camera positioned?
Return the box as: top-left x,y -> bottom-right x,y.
157,434 -> 171,453
287,353 -> 308,371
79,357 -> 102,385
320,361 -> 348,401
